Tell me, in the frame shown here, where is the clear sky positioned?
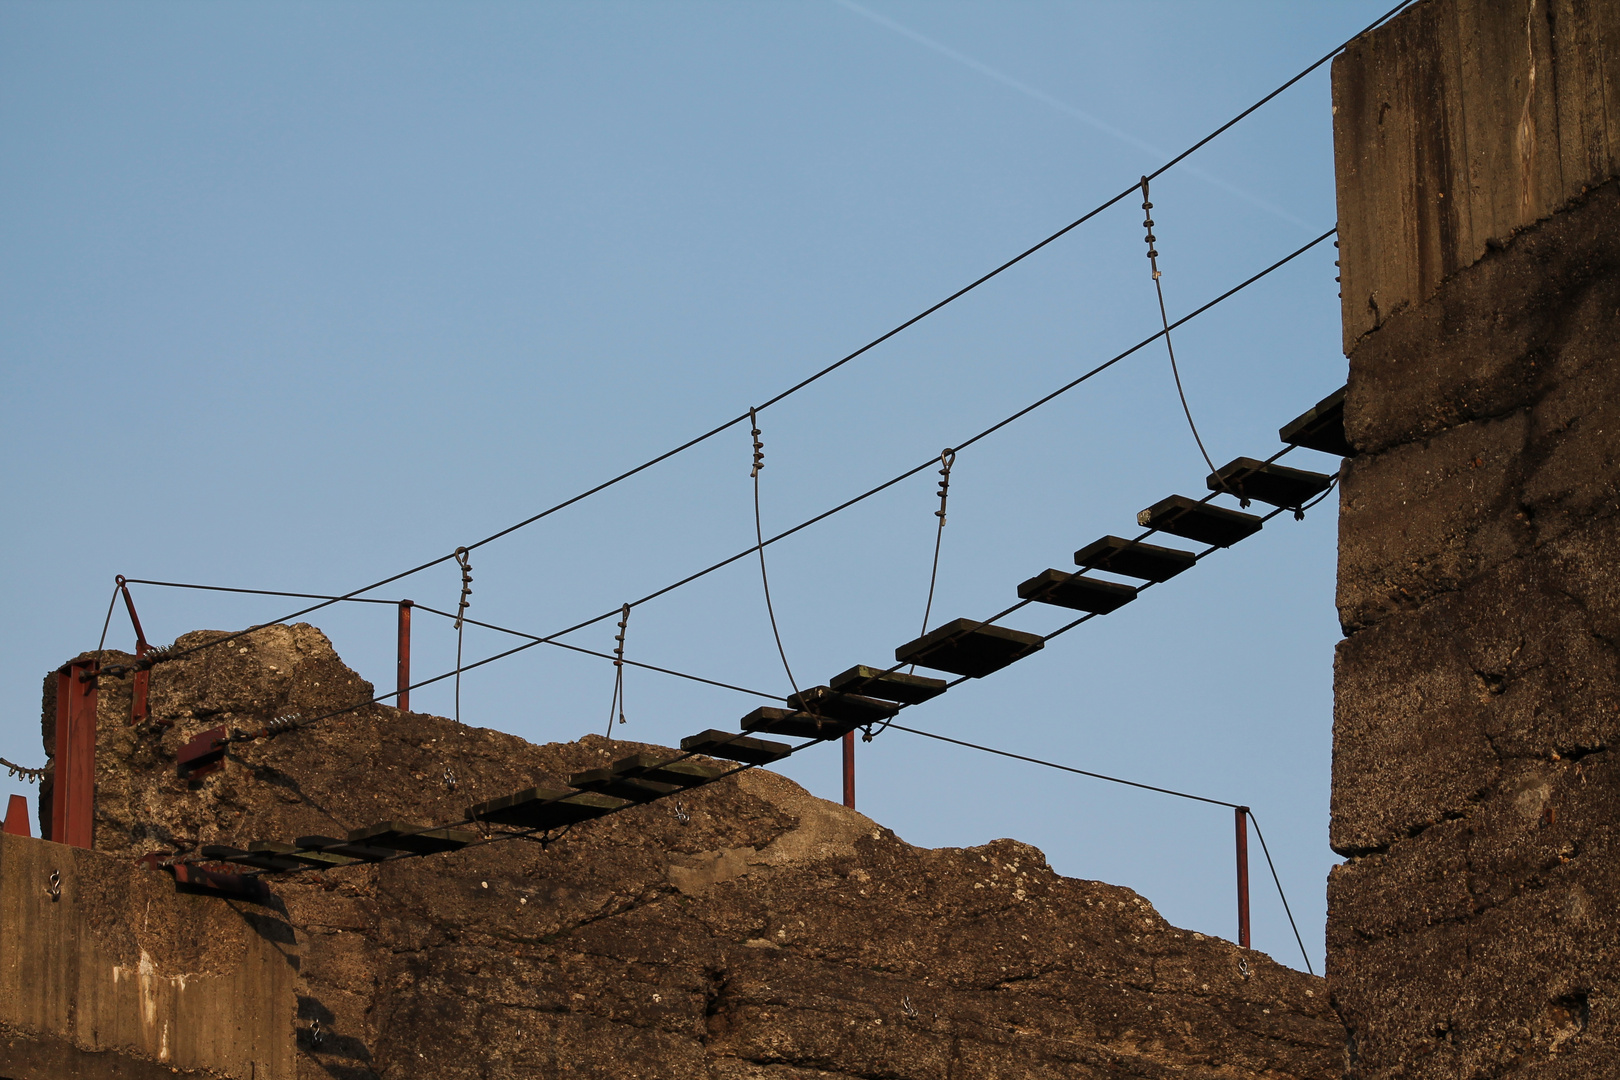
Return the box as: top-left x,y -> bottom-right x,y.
1,1 -> 1398,973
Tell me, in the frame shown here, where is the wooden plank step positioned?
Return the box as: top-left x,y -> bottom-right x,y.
348,821 -> 478,855
1017,569 -> 1137,613
1137,495 -> 1263,547
680,730 -> 791,765
613,753 -> 728,788
293,835 -> 395,862
568,767 -> 681,803
249,839 -> 359,868
894,618 -> 1043,678
828,665 -> 947,704
1279,385 -> 1351,456
468,787 -> 630,830
740,706 -> 853,741
786,685 -> 898,724
1074,535 -> 1197,582
1207,457 -> 1332,508
209,845 -> 300,871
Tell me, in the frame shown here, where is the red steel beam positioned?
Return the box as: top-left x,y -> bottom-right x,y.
397,600 -> 413,712
118,576 -> 153,725
52,660 -> 98,849
1235,805 -> 1251,950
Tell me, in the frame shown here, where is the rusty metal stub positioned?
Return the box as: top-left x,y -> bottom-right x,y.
176,726 -> 228,780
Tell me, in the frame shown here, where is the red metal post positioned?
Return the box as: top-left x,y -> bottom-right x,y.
397,600 -> 414,712
3,794 -> 30,838
52,660 -> 98,849
118,576 -> 153,725
1235,806 -> 1251,950
842,731 -> 855,809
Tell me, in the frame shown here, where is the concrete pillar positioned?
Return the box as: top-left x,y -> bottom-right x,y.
1328,1 -> 1620,1076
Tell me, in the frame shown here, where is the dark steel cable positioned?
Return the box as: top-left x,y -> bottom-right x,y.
119,579 -> 399,605
1246,809 -> 1314,975
136,0 -> 1415,674
191,450 -> 1348,878
919,449 -> 956,639
750,409 -> 802,699
206,233 -> 1336,741
609,229 -> 1335,629
94,580 -> 120,665
1141,176 -> 1224,483
408,603 -> 784,701
887,722 -> 1238,807
605,603 -> 631,738
452,548 -> 473,725
117,577 -> 782,701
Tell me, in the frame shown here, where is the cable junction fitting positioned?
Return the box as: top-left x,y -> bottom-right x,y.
749,407 -> 765,478
605,603 -> 631,737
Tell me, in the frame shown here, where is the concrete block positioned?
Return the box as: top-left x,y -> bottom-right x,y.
0,833 -> 296,1079
1333,0 -> 1620,352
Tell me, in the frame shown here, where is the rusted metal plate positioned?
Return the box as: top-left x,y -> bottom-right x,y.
679,730 -> 791,765
828,665 -> 946,704
1136,495 -> 1263,547
176,726 -> 228,780
1016,569 -> 1137,613
3,794 -> 29,838
614,754 -> 727,787
786,686 -> 898,724
1207,457 -> 1333,508
348,821 -> 476,854
894,618 -> 1043,678
568,767 -> 681,803
1279,386 -> 1351,456
468,787 -> 630,829
1073,535 -> 1197,581
740,707 -> 853,741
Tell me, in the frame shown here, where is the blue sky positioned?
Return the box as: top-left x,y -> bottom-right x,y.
1,1 -> 1397,973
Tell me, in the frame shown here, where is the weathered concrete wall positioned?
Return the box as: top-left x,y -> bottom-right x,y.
1333,0 -> 1620,352
0,832 -> 297,1079
1329,1 -> 1620,1076
53,626 -> 1344,1079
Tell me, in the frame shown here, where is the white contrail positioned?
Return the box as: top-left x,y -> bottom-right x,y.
833,0 -> 1313,231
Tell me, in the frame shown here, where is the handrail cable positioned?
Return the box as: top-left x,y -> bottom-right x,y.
132,0 -> 1411,671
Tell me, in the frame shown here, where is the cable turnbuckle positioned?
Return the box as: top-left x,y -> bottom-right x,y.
934,448 -> 956,524
612,604 -> 630,667
453,547 -> 473,630
1140,177 -> 1161,280
749,407 -> 764,478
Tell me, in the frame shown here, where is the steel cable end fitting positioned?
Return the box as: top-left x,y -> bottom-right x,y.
1140,176 -> 1161,280
749,407 -> 764,478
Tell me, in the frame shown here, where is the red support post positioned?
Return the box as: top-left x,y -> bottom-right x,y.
842,731 -> 855,809
3,794 -> 30,838
1235,806 -> 1251,950
397,600 -> 414,712
117,576 -> 153,725
52,660 -> 98,849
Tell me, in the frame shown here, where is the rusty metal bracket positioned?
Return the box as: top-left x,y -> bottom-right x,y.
116,576 -> 167,728
177,726 -> 228,781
